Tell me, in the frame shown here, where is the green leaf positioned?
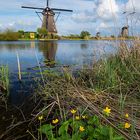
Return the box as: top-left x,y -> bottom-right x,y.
113,135 -> 125,140
39,124 -> 54,135
39,124 -> 55,139
72,133 -> 81,140
109,127 -> 113,140
58,121 -> 69,136
88,116 -> 100,126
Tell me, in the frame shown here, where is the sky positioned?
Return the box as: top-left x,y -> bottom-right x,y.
0,0 -> 140,36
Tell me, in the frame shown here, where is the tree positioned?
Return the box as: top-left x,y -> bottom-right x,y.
4,29 -> 19,41
110,35 -> 115,38
18,30 -> 24,38
37,28 -> 48,38
80,31 -> 91,39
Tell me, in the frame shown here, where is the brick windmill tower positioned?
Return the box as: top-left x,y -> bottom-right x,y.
121,26 -> 129,37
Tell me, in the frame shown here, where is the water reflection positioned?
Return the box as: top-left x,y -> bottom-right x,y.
38,41 -> 57,67
0,42 -> 26,51
80,43 -> 88,49
30,41 -> 35,48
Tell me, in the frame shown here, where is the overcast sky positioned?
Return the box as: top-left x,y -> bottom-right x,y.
0,0 -> 139,36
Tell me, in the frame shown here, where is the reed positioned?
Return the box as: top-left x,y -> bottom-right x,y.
16,52 -> 22,81
0,65 -> 9,96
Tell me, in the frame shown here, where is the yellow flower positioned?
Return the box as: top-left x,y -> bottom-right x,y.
79,126 -> 85,132
70,109 -> 77,114
52,119 -> 59,124
75,116 -> 80,120
38,115 -> 43,121
103,107 -> 111,115
124,123 -> 131,129
125,113 -> 129,118
82,115 -> 87,119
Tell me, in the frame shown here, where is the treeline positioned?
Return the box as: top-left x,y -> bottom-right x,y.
0,29 -> 19,41
0,28 -> 60,41
62,31 -> 91,40
0,28 -> 137,41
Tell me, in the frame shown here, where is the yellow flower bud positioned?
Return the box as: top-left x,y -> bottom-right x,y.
38,115 -> 43,121
52,119 -> 59,124
70,109 -> 77,114
75,116 -> 80,120
125,113 -> 129,118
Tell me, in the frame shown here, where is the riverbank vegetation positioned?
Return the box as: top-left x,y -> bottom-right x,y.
0,40 -> 140,139
0,29 -> 19,41
0,28 -> 138,41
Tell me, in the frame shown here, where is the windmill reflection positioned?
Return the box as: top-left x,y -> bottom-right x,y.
30,41 -> 35,48
38,41 -> 57,67
80,43 -> 88,49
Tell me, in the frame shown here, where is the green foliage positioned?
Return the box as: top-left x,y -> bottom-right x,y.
37,28 -> 48,38
0,29 -> 19,41
39,115 -> 124,140
110,35 -> 115,38
69,34 -> 81,39
80,49 -> 140,94
18,30 -> 24,38
80,31 -> 91,39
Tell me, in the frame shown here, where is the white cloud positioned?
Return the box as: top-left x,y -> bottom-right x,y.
97,0 -> 119,21
72,11 -> 97,23
98,22 -> 108,29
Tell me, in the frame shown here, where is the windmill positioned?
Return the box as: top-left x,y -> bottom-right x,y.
22,0 -> 73,34
121,2 -> 136,37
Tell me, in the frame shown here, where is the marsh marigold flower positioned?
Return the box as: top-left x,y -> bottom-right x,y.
38,115 -> 43,121
75,116 -> 80,120
70,109 -> 77,114
79,126 -> 85,132
82,115 -> 87,119
125,113 -> 129,118
124,123 -> 131,129
103,107 -> 111,115
52,119 -> 59,124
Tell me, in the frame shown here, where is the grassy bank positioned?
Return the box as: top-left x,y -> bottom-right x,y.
34,40 -> 140,139
0,41 -> 140,139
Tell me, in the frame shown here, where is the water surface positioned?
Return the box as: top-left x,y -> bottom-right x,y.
0,40 -> 118,104
0,40 -> 117,72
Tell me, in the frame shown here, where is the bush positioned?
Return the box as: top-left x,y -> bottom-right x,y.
0,29 -> 19,41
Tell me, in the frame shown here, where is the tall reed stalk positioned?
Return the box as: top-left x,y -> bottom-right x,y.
0,65 -> 9,96
16,52 -> 22,81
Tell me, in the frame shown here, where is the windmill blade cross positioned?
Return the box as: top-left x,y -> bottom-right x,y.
35,11 -> 43,22
47,0 -> 49,7
21,6 -> 44,10
51,8 -> 73,12
55,12 -> 61,23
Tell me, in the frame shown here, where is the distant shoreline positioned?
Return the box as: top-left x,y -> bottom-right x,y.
0,37 -> 139,42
